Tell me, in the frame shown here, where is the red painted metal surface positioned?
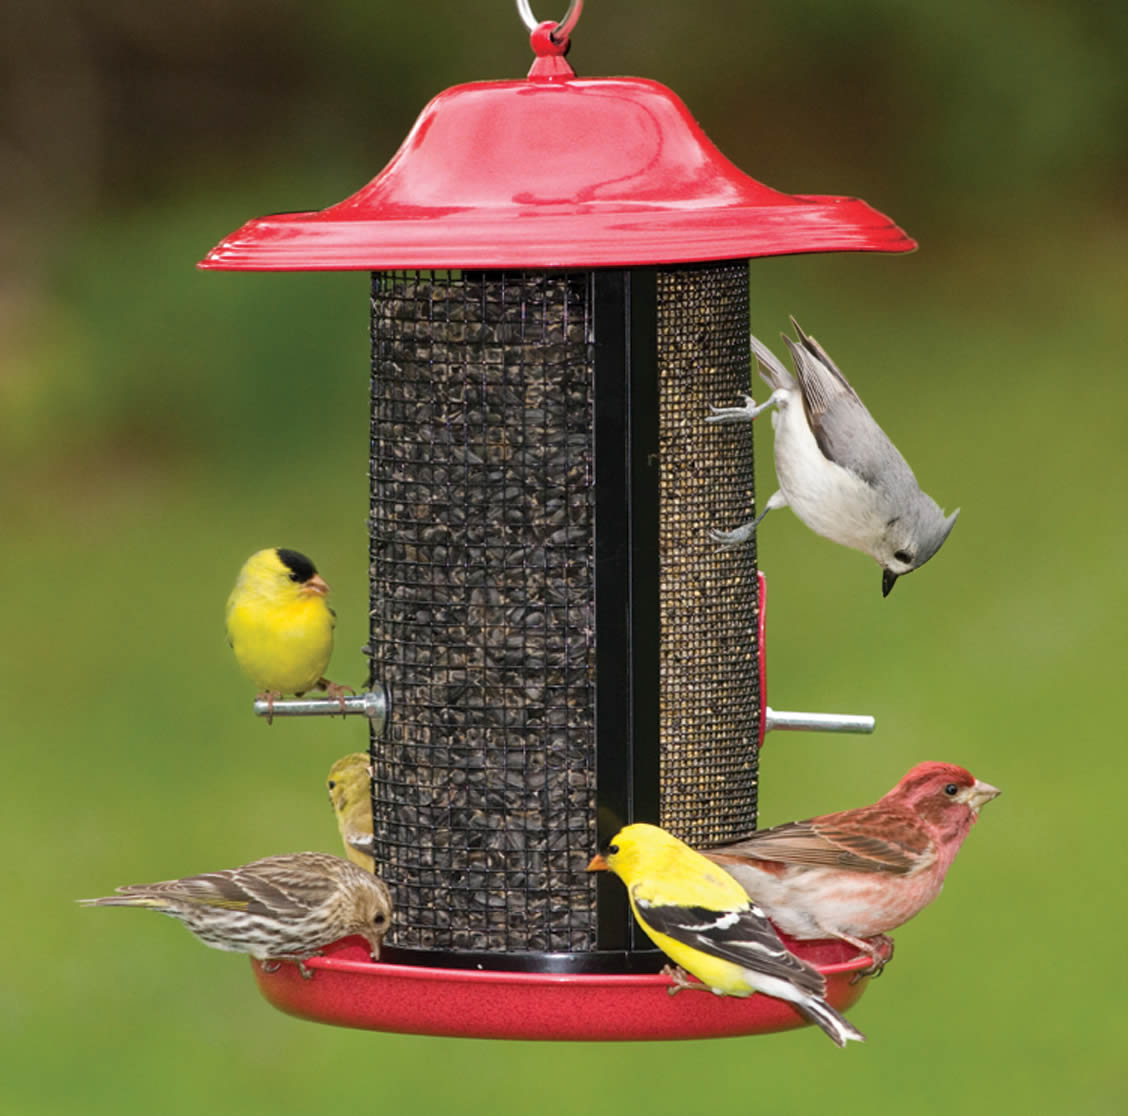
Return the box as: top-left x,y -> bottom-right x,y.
200,32 -> 915,271
252,933 -> 888,1041
526,21 -> 575,80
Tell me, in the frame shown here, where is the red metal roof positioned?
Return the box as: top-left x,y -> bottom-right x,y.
200,38 -> 914,271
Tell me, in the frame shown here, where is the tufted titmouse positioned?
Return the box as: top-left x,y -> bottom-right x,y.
707,318 -> 958,596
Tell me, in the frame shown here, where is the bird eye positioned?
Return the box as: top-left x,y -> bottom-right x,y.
608,843 -> 620,855
893,549 -> 913,564
373,913 -> 386,925
328,780 -> 336,790
944,783 -> 959,796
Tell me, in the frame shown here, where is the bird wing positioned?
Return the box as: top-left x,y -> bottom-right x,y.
784,319 -> 912,491
634,893 -> 826,996
115,872 -> 264,912
117,854 -> 340,916
233,853 -> 344,913
709,806 -> 932,876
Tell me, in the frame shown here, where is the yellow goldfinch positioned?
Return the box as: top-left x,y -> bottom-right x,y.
225,548 -> 353,720
587,823 -> 865,1047
328,753 -> 376,874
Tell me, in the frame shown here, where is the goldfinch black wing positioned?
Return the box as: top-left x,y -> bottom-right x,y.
634,895 -> 826,995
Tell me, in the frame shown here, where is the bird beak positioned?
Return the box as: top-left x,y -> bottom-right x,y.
882,569 -> 899,597
586,854 -> 608,872
962,779 -> 1001,813
364,934 -> 383,961
303,574 -> 330,597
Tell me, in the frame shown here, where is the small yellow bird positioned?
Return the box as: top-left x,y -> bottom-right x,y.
587,823 -> 865,1047
328,753 -> 376,874
225,547 -> 353,721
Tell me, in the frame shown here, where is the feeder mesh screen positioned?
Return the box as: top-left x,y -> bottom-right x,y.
368,265 -> 760,959
656,262 -> 759,847
369,271 -> 597,953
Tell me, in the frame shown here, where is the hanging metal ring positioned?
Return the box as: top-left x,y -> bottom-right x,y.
517,0 -> 582,43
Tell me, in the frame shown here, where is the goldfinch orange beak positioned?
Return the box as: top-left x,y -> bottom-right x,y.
586,854 -> 608,872
302,574 -> 330,597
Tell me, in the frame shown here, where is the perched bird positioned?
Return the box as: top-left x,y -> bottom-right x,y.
704,762 -> 1000,973
327,752 -> 376,874
225,547 -> 353,720
79,851 -> 392,978
707,318 -> 959,596
588,823 -> 865,1047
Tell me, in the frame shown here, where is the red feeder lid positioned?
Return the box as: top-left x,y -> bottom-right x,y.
200,25 -> 915,271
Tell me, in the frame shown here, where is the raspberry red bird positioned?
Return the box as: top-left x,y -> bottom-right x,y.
703,762 -> 1000,972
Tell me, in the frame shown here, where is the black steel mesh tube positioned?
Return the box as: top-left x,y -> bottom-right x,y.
368,271 -> 596,960
367,264 -> 758,970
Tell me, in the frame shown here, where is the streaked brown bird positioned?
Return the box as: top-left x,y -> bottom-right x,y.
79,852 -> 392,977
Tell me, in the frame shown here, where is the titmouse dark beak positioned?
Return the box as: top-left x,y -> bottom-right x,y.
882,569 -> 899,597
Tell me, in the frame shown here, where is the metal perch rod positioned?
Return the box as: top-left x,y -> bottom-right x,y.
253,687 -> 388,731
764,708 -> 875,734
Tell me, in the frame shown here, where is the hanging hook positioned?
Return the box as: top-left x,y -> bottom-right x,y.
517,0 -> 582,43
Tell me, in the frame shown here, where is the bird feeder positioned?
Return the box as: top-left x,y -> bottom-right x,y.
201,1 -> 909,1040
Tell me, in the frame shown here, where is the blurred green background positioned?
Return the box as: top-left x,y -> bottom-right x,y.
3,0 -> 1125,1112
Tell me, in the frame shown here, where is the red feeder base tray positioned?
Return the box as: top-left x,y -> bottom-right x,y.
252,935 -> 888,1041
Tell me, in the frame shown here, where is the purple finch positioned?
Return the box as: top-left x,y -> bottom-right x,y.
703,762 -> 1000,972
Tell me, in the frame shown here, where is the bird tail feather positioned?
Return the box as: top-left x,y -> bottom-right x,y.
77,896 -> 166,909
794,996 -> 867,1047
750,333 -> 795,392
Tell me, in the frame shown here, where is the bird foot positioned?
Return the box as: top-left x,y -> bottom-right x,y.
707,524 -> 756,550
661,964 -> 708,996
707,501 -> 772,551
256,691 -> 283,725
318,678 -> 355,716
849,935 -> 895,984
262,954 -> 321,980
706,394 -> 772,424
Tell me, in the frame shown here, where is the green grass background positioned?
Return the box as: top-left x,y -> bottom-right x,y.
3,2 -> 1126,1112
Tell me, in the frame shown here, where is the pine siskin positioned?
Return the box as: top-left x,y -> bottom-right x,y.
79,851 -> 392,977
327,753 -> 376,874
